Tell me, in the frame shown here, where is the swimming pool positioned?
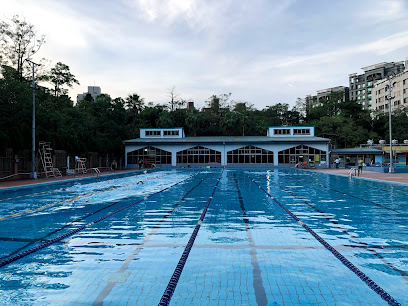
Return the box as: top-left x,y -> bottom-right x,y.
0,169 -> 407,305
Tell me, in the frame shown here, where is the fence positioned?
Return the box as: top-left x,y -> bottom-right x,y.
0,148 -> 124,179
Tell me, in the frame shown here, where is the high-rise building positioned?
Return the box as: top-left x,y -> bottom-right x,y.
306,86 -> 349,109
372,66 -> 408,114
77,86 -> 101,102
349,61 -> 405,110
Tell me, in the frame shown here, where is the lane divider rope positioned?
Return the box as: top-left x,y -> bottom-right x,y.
0,172 -> 200,269
0,174 -> 166,221
246,174 -> 401,306
158,169 -> 224,306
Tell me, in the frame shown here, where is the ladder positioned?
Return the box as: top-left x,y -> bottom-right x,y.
38,141 -> 62,178
75,156 -> 87,174
348,168 -> 358,177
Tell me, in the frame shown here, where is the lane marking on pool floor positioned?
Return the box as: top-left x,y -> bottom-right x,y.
233,173 -> 267,306
158,169 -> 224,306
288,172 -> 404,214
0,174 -> 167,222
91,174 -> 209,306
246,174 -> 402,306
268,179 -> 408,281
0,173 -> 200,269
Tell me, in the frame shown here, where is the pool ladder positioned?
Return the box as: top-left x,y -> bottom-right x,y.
91,167 -> 100,177
348,168 -> 358,177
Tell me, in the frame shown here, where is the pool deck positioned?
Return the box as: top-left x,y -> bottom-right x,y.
308,168 -> 408,185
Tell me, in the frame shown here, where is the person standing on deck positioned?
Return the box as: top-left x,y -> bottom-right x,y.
358,158 -> 363,175
335,158 -> 340,169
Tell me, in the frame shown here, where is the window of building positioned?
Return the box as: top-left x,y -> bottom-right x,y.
278,145 -> 326,164
358,96 -> 361,100
394,81 -> 401,88
163,130 -> 179,136
404,88 -> 407,94
379,97 -> 384,102
362,96 -> 365,99
227,145 -> 273,164
363,84 -> 365,88
358,91 -> 361,95
145,130 -> 161,137
403,79 -> 408,85
293,128 -> 311,135
177,146 -> 221,164
274,129 -> 291,135
367,82 -> 372,87
404,97 -> 408,104
395,91 -> 401,97
363,89 -> 366,94
379,88 -> 384,94
127,146 -> 171,165
358,84 -> 361,89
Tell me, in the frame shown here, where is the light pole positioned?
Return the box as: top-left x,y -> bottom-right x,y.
385,75 -> 395,173
26,59 -> 40,179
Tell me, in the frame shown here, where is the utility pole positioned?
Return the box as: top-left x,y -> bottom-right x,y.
26,59 -> 40,179
385,75 -> 395,173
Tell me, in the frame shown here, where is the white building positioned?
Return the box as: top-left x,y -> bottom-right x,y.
77,86 -> 102,102
123,126 -> 330,168
372,69 -> 408,113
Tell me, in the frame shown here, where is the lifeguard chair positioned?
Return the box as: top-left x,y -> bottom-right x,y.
75,156 -> 87,174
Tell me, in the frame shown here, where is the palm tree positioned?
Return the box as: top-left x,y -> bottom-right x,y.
126,94 -> 145,138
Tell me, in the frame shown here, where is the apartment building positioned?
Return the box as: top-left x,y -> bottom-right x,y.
349,61 -> 405,110
372,69 -> 408,113
77,86 -> 102,103
306,86 -> 349,109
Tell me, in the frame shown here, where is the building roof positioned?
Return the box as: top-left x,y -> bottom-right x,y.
331,148 -> 383,155
124,135 -> 330,144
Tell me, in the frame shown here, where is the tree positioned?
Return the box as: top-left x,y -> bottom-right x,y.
0,15 -> 45,81
40,62 -> 79,98
126,93 -> 145,137
168,86 -> 180,112
185,109 -> 201,136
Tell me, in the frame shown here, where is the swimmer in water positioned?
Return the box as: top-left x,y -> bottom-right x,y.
137,181 -> 144,184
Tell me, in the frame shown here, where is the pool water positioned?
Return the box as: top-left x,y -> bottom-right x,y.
0,169 -> 407,305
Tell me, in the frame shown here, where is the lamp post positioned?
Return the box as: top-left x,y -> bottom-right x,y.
385,75 -> 395,173
26,59 -> 40,179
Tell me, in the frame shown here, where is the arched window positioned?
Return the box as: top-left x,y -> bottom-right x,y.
227,145 -> 273,164
127,146 -> 171,164
278,145 -> 326,164
176,146 -> 221,164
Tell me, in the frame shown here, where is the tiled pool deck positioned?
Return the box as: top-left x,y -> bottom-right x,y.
307,168 -> 408,185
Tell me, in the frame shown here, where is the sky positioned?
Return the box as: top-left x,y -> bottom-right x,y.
2,0 -> 408,109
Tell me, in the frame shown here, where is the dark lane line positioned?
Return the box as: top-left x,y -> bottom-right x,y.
158,170 -> 223,306
247,174 -> 401,306
267,178 -> 408,281
92,174 -> 208,306
233,173 -> 267,306
287,172 -> 404,214
0,173 -> 199,269
0,200 -> 122,261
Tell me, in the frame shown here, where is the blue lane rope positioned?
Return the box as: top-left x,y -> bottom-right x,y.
0,172 -> 200,269
246,174 -> 402,306
158,169 -> 224,306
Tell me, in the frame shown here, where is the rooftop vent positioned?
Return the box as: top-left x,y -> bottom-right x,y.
392,139 -> 398,145
367,139 -> 374,145
404,140 -> 408,144
379,140 -> 386,145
